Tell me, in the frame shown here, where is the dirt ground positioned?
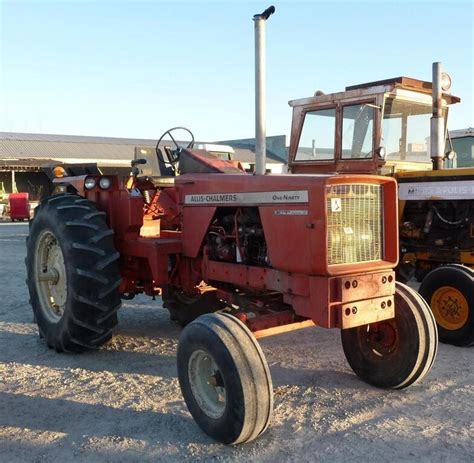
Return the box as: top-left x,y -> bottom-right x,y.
1,222 -> 473,462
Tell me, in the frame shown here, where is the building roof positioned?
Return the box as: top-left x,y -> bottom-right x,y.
450,127 -> 474,139
0,132 -> 284,166
0,132 -> 151,166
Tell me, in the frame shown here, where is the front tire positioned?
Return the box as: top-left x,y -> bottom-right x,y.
341,282 -> 437,389
177,313 -> 273,444
419,265 -> 474,346
26,194 -> 122,352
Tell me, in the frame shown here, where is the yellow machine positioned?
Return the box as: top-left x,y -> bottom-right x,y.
287,63 -> 473,346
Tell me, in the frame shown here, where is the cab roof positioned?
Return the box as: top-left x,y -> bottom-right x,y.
346,76 -> 433,92
288,76 -> 460,108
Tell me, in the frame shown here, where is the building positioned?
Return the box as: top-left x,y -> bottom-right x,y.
216,134 -> 289,163
450,128 -> 474,167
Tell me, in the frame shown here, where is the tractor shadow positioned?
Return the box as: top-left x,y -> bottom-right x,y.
0,392 -> 205,448
0,302 -> 182,378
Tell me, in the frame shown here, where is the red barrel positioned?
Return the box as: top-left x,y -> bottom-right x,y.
9,193 -> 30,221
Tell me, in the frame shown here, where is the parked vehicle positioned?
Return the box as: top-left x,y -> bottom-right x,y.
24,6 -> 439,444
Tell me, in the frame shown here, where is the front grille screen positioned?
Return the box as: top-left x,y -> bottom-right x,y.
326,184 -> 383,265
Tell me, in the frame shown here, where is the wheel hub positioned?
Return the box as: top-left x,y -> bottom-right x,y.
188,349 -> 226,419
365,321 -> 398,356
431,286 -> 469,330
35,230 -> 67,321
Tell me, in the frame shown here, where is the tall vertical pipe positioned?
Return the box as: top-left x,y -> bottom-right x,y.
431,62 -> 445,170
253,6 -> 275,175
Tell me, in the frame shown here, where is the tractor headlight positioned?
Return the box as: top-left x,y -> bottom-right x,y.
441,72 -> 452,91
84,177 -> 97,190
99,177 -> 111,189
376,146 -> 386,159
445,150 -> 457,161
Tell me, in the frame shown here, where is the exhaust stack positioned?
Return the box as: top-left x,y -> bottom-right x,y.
431,62 -> 445,170
253,5 -> 275,175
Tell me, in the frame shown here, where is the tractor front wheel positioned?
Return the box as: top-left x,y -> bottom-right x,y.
419,265 -> 474,346
341,282 -> 437,389
26,194 -> 122,352
177,312 -> 273,444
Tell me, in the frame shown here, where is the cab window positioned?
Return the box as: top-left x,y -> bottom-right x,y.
341,104 -> 374,159
295,108 -> 336,161
382,97 -> 440,162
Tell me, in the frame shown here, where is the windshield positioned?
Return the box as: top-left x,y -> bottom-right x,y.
295,103 -> 374,161
382,97 -> 444,162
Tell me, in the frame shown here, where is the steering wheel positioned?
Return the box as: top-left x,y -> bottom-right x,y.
156,127 -> 195,167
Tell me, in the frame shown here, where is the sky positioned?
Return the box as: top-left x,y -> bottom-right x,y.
1,0 -> 473,143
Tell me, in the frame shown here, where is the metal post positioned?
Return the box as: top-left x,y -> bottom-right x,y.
11,170 -> 17,193
431,62 -> 444,170
253,6 -> 275,175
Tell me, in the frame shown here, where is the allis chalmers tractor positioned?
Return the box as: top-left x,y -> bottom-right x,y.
25,6 -> 440,444
25,126 -> 438,443
287,63 -> 474,346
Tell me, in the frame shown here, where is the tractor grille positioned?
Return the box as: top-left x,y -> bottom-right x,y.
326,184 -> 383,265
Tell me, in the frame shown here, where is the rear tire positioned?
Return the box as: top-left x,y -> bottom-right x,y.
26,194 -> 122,352
177,312 -> 273,444
419,265 -> 474,346
341,282 -> 437,389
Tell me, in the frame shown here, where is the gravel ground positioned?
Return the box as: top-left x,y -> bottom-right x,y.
1,222 -> 473,462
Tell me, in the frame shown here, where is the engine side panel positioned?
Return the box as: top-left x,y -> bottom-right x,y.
397,171 -> 474,270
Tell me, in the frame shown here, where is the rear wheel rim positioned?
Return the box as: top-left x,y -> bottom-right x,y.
431,286 -> 469,330
34,230 -> 67,322
188,349 -> 226,419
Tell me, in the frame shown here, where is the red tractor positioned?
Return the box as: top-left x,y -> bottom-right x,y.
26,127 -> 437,444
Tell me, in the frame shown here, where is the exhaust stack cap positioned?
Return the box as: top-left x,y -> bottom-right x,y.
254,5 -> 275,20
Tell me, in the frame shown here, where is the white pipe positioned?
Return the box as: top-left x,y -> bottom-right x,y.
431,62 -> 445,170
11,170 -> 17,193
253,6 -> 275,175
